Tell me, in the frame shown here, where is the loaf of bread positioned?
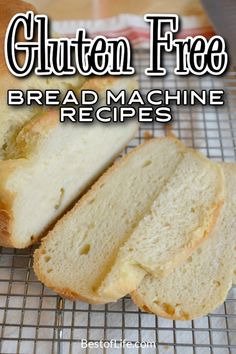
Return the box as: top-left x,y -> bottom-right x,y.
34,137 -> 187,303
0,1 -> 139,248
131,163 -> 236,320
97,150 -> 224,301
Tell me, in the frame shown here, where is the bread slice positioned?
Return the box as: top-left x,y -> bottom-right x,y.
131,163 -> 236,320
97,151 -> 224,302
34,137 -> 186,303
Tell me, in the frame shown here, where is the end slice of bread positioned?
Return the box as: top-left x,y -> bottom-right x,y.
97,150 -> 225,301
131,163 -> 236,320
34,137 -> 186,303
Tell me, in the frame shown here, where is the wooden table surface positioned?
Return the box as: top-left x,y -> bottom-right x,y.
29,0 -> 209,22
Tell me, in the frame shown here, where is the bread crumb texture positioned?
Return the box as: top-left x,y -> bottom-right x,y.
98,149 -> 224,301
132,163 -> 236,320
34,137 -> 186,303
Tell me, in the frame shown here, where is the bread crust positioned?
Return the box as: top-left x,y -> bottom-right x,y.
132,276 -> 233,321
33,137 -> 187,302
0,160 -> 22,247
131,289 -> 192,320
5,110 -> 58,159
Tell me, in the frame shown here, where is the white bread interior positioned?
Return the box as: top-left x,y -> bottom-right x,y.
131,163 -> 236,320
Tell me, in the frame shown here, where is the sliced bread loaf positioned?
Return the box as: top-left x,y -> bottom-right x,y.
97,150 -> 224,301
131,163 -> 236,320
34,137 -> 186,303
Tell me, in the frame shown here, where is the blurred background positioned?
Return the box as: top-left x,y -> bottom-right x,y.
28,0 -> 236,66
29,0 -> 210,22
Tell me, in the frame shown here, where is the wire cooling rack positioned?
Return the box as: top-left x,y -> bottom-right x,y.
0,50 -> 236,354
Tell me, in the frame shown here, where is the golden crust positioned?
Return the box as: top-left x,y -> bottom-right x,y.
33,137 -> 187,302
0,205 -> 13,248
131,289 -> 191,320
5,109 -> 58,159
32,260 -> 109,304
0,159 -> 22,247
19,109 -> 58,134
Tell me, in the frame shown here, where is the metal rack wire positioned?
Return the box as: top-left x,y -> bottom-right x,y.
0,50 -> 236,354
